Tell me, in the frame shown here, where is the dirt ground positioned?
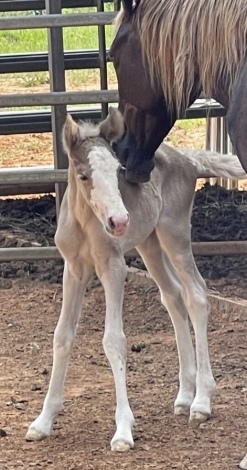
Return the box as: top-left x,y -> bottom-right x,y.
0,278 -> 246,470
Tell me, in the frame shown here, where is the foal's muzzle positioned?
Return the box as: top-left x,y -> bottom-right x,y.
106,213 -> 130,237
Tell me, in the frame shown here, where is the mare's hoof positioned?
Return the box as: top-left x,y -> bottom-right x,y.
111,440 -> 132,452
174,405 -> 190,416
240,454 -> 247,469
25,428 -> 48,441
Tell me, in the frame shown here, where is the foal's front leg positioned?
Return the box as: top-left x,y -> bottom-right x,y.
26,260 -> 93,441
96,254 -> 134,452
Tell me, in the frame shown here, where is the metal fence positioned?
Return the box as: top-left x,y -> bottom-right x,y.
0,1 -> 245,261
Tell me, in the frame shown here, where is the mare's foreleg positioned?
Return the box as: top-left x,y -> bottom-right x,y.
137,232 -> 196,415
96,254 -> 134,452
156,221 -> 216,423
26,259 -> 93,441
227,60 -> 247,172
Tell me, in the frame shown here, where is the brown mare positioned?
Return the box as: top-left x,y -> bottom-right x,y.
110,0 -> 247,186
26,109 -> 247,461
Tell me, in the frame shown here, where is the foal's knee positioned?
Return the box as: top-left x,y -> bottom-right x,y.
103,329 -> 127,363
53,326 -> 75,356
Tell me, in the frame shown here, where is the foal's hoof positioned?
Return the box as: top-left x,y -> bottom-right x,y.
189,411 -> 209,427
174,405 -> 190,416
25,428 -> 48,441
111,440 -> 132,452
240,454 -> 247,469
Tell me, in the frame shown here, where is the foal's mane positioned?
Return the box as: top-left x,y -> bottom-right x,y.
115,0 -> 247,114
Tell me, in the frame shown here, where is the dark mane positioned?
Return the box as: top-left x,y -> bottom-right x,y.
115,0 -> 247,113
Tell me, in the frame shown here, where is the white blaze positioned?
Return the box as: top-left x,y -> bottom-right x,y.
88,146 -> 128,224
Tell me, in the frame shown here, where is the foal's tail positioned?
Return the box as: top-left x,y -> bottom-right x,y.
177,148 -> 247,180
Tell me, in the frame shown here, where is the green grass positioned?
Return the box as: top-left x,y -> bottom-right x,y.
176,119 -> 205,131
0,6 -> 117,89
0,6 -> 115,53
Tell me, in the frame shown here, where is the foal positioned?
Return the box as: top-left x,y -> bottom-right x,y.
26,108 -> 247,452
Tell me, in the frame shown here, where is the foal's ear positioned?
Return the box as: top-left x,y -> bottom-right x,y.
99,107 -> 125,142
62,114 -> 81,153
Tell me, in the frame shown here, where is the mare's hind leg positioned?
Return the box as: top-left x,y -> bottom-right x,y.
26,258 -> 93,441
156,221 -> 216,423
227,60 -> 247,173
95,252 -> 134,452
137,232 -> 196,415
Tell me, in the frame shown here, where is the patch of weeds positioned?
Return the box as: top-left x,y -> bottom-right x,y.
22,73 -> 49,87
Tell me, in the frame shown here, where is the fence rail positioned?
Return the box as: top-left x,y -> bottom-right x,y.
0,0 -> 119,12
0,104 -> 227,136
0,12 -> 116,29
0,90 -> 118,107
1,241 -> 247,264
0,49 -> 106,74
0,107 -> 103,135
0,1 -> 244,262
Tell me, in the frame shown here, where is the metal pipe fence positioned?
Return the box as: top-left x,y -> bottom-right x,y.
206,116 -> 238,190
1,242 -> 247,263
0,3 -> 245,262
0,0 -> 116,12
0,12 -> 116,29
0,90 -> 118,107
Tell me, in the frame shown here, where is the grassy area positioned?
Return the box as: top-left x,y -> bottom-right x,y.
0,9 -> 115,52
0,5 -> 117,86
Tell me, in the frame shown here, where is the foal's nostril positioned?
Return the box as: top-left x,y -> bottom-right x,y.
109,217 -> 116,230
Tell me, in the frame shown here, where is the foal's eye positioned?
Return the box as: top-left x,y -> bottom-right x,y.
79,174 -> 88,181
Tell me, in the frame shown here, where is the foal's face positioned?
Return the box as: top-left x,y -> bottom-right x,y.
63,114 -> 130,237
75,143 -> 130,236
109,3 -> 174,183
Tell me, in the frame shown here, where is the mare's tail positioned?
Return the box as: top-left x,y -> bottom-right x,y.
177,148 -> 247,180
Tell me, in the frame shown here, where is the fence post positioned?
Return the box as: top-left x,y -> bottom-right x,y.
113,1 -> 121,10
97,0 -> 108,119
45,0 -> 67,220
205,116 -> 238,190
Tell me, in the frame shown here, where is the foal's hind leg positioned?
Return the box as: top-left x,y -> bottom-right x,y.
26,259 -> 93,441
156,221 -> 216,423
137,232 -> 197,415
95,253 -> 134,452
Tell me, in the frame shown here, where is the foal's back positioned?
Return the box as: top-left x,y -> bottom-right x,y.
114,144 -> 198,253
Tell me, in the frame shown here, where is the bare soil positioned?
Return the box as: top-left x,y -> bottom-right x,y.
0,278 -> 246,470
